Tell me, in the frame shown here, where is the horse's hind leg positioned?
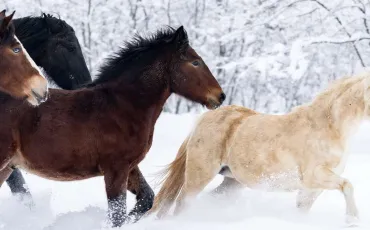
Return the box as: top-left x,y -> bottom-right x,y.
6,169 -> 34,208
303,166 -> 358,223
296,189 -> 323,212
173,157 -> 220,216
6,168 -> 33,201
211,177 -> 243,195
6,169 -> 28,194
127,166 -> 154,223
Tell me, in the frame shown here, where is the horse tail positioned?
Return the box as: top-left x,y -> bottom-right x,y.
149,135 -> 190,217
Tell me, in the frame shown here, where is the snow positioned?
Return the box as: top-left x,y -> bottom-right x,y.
1,112 -> 370,230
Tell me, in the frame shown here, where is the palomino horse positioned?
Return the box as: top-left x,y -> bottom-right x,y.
0,26 -> 225,227
151,74 -> 370,224
0,10 -> 48,106
8,13 -> 92,203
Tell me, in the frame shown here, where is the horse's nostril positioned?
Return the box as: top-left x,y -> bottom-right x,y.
219,92 -> 226,103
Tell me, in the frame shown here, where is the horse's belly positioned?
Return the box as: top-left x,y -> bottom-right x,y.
17,165 -> 101,181
252,169 -> 302,191
11,150 -> 101,181
242,155 -> 302,191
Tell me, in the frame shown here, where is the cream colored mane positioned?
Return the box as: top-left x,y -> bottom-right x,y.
312,75 -> 364,104
291,74 -> 367,122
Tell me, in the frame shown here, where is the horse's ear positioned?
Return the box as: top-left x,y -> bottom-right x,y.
5,11 -> 15,22
3,11 -> 14,27
42,13 -> 50,19
0,10 -> 6,19
172,26 -> 188,44
42,13 -> 52,34
0,11 -> 14,33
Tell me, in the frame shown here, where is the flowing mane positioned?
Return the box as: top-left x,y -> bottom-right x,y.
312,75 -> 364,105
88,26 -> 189,87
290,75 -> 366,114
13,13 -> 74,41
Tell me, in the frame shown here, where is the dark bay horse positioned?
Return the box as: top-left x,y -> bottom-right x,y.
0,26 -> 225,227
7,13 -> 92,202
0,10 -> 48,105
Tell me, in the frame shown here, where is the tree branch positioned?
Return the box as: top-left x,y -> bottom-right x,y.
310,36 -> 370,44
310,0 -> 366,67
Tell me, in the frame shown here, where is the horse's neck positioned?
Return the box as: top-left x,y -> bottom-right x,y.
108,73 -> 171,124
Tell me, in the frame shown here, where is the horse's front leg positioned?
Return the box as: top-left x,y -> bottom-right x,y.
127,166 -> 154,223
103,162 -> 130,228
302,166 -> 358,224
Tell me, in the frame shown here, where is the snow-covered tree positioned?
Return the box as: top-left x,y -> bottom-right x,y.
3,0 -> 370,113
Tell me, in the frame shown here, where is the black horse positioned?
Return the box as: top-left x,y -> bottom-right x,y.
14,13 -> 91,89
6,13 -> 92,202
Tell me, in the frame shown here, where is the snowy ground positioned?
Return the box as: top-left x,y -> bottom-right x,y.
1,112 -> 370,230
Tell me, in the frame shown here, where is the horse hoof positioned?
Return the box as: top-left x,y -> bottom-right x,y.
345,215 -> 360,227
296,202 -> 310,213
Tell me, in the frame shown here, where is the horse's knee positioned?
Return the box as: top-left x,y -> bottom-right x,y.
341,179 -> 354,194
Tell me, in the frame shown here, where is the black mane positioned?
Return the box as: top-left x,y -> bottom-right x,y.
88,26 -> 189,87
13,13 -> 74,41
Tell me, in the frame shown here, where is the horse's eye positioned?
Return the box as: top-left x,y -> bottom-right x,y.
192,60 -> 200,66
12,47 -> 21,54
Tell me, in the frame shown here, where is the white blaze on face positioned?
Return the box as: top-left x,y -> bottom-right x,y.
15,36 -> 47,80
15,35 -> 49,105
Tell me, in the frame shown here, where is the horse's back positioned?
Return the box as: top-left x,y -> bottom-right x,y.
187,105 -> 257,164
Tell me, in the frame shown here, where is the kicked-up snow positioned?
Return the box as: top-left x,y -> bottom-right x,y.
0,112 -> 370,230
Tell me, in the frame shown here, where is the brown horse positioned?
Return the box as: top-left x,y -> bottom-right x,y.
0,10 -> 48,106
0,26 -> 225,227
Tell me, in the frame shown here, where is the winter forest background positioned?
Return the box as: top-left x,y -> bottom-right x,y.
2,0 -> 370,114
